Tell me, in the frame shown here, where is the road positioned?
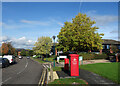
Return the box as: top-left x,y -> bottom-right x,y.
2,57 -> 43,85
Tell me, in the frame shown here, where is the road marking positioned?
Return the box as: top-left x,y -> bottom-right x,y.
2,77 -> 12,84
38,69 -> 45,86
46,65 -> 49,68
41,69 -> 46,85
17,58 -> 28,75
43,65 -> 46,68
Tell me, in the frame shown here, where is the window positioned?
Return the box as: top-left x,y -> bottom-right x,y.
119,46 -> 120,49
107,45 -> 109,49
103,45 -> 105,49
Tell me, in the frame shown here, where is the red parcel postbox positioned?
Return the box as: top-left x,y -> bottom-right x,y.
69,54 -> 79,76
64,58 -> 69,71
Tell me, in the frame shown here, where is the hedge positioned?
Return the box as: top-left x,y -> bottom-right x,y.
78,53 -> 108,60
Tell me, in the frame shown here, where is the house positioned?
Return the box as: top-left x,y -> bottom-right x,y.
102,39 -> 120,53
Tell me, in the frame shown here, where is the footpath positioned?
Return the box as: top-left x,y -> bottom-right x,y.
52,59 -> 119,86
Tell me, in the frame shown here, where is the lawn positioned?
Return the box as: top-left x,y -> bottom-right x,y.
80,62 -> 119,84
48,78 -> 87,85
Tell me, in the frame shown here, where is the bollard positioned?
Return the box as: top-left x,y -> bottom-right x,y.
53,60 -> 55,67
79,56 -> 83,65
64,58 -> 69,71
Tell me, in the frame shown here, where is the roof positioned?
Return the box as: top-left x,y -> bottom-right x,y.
102,39 -> 120,45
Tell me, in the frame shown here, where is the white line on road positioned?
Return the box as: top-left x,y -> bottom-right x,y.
43,65 -> 46,68
17,58 -> 28,74
2,77 -> 12,84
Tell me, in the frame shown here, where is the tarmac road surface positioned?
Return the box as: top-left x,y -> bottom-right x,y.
2,57 -> 43,85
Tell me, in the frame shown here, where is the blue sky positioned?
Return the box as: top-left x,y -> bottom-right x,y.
1,2 -> 118,49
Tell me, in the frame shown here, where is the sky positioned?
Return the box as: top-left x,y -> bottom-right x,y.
0,2 -> 118,49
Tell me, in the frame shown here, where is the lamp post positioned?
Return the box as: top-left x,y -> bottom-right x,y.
52,36 -> 56,67
46,43 -> 48,58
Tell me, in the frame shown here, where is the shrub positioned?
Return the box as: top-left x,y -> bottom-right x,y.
78,52 -> 108,60
93,53 -> 108,59
78,53 -> 95,60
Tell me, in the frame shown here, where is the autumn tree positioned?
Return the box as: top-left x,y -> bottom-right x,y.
0,46 -> 2,56
57,13 -> 104,52
1,42 -> 15,55
1,43 -> 9,55
33,36 -> 52,59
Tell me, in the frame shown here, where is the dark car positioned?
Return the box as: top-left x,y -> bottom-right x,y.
0,58 -> 10,68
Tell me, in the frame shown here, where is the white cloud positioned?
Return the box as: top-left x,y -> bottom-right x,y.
50,18 -> 64,26
86,10 -> 118,26
110,30 -> 118,33
2,18 -> 63,29
0,36 -> 35,49
94,15 -> 118,26
2,23 -> 32,29
21,20 -> 50,26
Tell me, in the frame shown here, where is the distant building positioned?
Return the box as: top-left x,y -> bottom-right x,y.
16,48 -> 25,56
102,39 -> 120,53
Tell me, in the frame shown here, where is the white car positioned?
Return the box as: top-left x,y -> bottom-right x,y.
19,56 -> 22,59
33,55 -> 36,58
3,55 -> 16,64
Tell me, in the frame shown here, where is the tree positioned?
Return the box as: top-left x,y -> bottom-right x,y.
57,13 -> 104,52
7,42 -> 15,55
26,51 -> 29,56
1,43 -> 9,55
29,50 -> 33,56
33,36 -> 52,55
20,50 -> 26,56
1,42 -> 15,55
0,47 -> 2,56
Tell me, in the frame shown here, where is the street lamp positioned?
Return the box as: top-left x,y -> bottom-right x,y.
46,43 -> 48,58
52,36 -> 56,55
52,36 -> 56,67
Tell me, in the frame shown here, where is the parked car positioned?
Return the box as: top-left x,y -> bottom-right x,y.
0,58 -> 10,68
18,56 -> 22,59
33,55 -> 36,58
3,55 -> 16,64
27,56 -> 30,59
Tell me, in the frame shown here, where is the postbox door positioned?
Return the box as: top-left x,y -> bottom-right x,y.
70,54 -> 79,76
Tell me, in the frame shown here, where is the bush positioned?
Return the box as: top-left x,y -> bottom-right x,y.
93,53 -> 108,59
78,52 -> 108,60
78,53 -> 94,60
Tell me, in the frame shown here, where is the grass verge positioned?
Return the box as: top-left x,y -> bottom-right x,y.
31,57 -> 46,63
44,57 -> 54,62
48,78 -> 87,85
80,62 -> 119,84
53,67 -> 63,71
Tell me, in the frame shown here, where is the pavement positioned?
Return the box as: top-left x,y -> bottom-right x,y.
54,59 -> 119,86
2,57 -> 43,85
56,69 -> 119,86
